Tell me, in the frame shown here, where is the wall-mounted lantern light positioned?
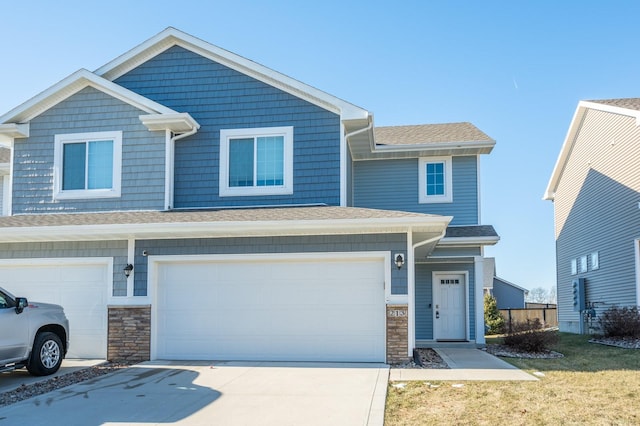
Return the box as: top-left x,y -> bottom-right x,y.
394,253 -> 405,270
123,263 -> 134,278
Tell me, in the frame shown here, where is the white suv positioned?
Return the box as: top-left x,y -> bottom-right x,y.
0,287 -> 69,376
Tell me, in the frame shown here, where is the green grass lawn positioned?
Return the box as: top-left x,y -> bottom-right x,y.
385,333 -> 640,425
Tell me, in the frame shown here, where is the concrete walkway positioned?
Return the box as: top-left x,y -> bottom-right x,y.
390,348 -> 538,381
0,359 -> 105,393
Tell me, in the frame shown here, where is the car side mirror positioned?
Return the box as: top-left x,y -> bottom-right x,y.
15,297 -> 28,314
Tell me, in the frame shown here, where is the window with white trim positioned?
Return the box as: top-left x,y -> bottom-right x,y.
418,157 -> 452,203
219,126 -> 293,197
571,258 -> 577,275
590,252 -> 599,270
54,131 -> 122,200
579,255 -> 588,273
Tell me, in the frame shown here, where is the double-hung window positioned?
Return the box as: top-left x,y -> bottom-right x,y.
418,157 -> 452,203
54,131 -> 122,200
219,126 -> 293,196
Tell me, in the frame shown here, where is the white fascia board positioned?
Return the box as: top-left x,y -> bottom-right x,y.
0,69 -> 177,125
494,276 -> 529,293
373,140 -> 495,154
438,236 -> 500,246
139,113 -> 200,133
0,123 -> 29,138
95,27 -> 370,121
0,215 -> 452,243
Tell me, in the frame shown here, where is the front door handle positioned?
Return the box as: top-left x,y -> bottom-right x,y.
435,311 -> 440,319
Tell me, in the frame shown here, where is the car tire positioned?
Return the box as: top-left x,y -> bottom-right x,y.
27,332 -> 63,376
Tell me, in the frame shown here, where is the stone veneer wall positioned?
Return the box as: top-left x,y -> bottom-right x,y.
386,304 -> 409,364
107,306 -> 151,362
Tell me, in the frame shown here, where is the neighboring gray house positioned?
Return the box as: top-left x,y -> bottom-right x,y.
0,146 -> 9,215
544,98 -> 640,333
0,28 -> 498,363
482,258 -> 528,309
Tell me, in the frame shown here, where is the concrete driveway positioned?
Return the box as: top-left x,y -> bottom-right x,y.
0,360 -> 389,426
0,359 -> 105,394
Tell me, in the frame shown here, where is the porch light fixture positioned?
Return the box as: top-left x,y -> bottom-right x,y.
394,253 -> 405,269
123,263 -> 134,278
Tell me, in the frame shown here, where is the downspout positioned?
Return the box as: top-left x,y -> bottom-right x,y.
407,227 -> 448,357
342,115 -> 373,206
165,127 -> 199,210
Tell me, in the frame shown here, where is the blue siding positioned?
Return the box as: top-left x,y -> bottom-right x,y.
352,156 -> 478,225
492,279 -> 526,309
114,46 -> 341,208
415,262 -> 476,340
133,234 -> 406,296
12,87 -> 166,213
0,241 -> 128,296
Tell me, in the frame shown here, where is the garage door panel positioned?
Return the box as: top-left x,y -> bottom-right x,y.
155,255 -> 386,362
0,262 -> 108,359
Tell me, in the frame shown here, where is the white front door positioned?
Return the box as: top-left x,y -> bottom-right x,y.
434,273 -> 467,341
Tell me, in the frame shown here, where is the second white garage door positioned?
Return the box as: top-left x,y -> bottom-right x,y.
0,259 -> 109,359
153,253 -> 387,362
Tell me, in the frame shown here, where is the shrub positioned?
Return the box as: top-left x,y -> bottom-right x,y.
598,306 -> 640,338
503,318 -> 558,353
484,294 -> 505,335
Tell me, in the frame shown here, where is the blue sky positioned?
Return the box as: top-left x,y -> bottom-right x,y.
1,1 -> 638,293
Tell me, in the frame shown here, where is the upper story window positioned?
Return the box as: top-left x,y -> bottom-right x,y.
219,126 -> 293,197
418,157 -> 452,203
54,131 -> 122,200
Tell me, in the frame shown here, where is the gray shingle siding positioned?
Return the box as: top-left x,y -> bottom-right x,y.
554,109 -> 640,332
0,240 -> 128,296
114,46 -> 342,208
352,156 -> 478,225
134,234 -> 407,296
12,87 -> 166,213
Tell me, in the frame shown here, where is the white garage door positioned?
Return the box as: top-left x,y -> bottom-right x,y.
154,254 -> 386,362
0,259 -> 109,359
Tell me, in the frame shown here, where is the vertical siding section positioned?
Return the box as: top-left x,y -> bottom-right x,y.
115,46 -> 342,208
352,156 -> 478,225
554,109 -> 640,331
12,87 -> 166,213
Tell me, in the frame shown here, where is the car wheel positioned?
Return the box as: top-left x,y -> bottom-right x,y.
27,332 -> 63,376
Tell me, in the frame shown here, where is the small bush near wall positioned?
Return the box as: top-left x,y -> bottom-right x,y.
503,318 -> 558,353
598,306 -> 640,338
484,294 -> 505,335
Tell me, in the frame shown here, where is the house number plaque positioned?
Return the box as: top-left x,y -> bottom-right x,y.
388,309 -> 407,317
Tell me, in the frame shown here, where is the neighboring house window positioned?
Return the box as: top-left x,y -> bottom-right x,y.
579,255 -> 588,273
590,252 -> 599,270
54,131 -> 122,200
571,258 -> 577,275
219,126 -> 293,197
418,157 -> 452,203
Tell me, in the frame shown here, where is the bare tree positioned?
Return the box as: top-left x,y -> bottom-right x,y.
527,287 -> 550,303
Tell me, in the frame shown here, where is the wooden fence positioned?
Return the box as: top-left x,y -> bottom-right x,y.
499,307 -> 558,328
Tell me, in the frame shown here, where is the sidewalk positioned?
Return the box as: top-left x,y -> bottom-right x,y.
389,348 -> 538,381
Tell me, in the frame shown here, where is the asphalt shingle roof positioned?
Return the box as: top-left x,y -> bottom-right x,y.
445,225 -> 498,238
374,122 -> 493,146
0,206 -> 443,228
588,98 -> 640,111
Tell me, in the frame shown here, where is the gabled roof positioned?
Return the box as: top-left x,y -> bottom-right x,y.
544,98 -> 640,200
0,69 -> 199,136
94,27 -> 370,123
493,276 -> 529,294
0,206 -> 452,243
